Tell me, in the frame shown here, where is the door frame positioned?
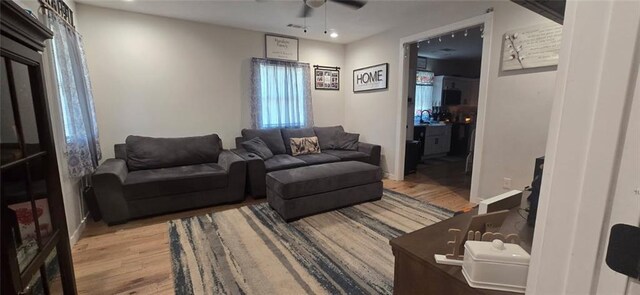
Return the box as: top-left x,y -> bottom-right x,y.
394,13 -> 493,203
526,0 -> 640,293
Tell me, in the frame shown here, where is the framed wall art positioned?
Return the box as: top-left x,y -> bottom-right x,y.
417,57 -> 428,70
314,65 -> 340,90
353,63 -> 388,92
265,34 -> 299,61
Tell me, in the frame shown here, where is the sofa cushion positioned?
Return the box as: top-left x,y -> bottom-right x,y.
114,144 -> 127,160
264,154 -> 307,172
123,163 -> 227,200
294,153 -> 340,165
290,136 -> 321,156
336,132 -> 360,150
323,149 -> 369,162
241,137 -> 274,160
242,128 -> 286,155
266,161 -> 382,200
313,126 -> 344,149
281,128 -> 316,155
125,134 -> 222,171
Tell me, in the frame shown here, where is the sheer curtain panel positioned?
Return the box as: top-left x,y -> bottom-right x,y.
47,15 -> 101,177
250,58 -> 313,129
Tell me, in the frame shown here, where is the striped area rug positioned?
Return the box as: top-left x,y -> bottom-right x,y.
168,190 -> 454,295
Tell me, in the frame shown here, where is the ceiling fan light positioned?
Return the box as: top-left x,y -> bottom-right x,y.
306,0 -> 325,9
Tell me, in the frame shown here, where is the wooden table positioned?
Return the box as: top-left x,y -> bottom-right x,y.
390,209 -> 533,295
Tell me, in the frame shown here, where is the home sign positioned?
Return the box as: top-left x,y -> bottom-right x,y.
353,63 -> 388,92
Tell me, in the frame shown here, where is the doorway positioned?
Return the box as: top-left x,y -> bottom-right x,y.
395,13 -> 493,203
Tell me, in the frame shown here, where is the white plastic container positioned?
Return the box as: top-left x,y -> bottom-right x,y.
462,239 -> 531,293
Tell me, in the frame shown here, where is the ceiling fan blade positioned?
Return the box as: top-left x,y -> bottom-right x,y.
330,0 -> 366,9
298,3 -> 313,17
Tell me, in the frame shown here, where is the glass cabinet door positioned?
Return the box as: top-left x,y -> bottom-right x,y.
1,53 -> 68,295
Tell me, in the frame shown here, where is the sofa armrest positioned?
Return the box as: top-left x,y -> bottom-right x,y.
218,150 -> 247,201
218,150 -> 245,172
94,158 -> 128,182
358,142 -> 381,166
231,148 -> 267,197
92,159 -> 129,224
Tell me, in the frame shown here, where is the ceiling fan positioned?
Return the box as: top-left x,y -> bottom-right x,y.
299,0 -> 367,17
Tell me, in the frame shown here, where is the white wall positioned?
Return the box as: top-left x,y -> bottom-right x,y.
76,4 -> 345,159
344,1 -> 557,200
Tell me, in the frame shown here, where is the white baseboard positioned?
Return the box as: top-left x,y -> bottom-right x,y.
384,172 -> 402,180
69,214 -> 88,246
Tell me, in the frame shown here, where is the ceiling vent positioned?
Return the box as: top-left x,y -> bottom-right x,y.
287,24 -> 308,30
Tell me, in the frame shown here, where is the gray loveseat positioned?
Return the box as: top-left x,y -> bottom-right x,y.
232,126 -> 381,197
92,134 -> 246,225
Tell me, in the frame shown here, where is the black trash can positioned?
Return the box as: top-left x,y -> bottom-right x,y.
405,140 -> 420,175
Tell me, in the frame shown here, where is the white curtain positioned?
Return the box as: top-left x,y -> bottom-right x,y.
415,85 -> 434,115
47,15 -> 101,177
250,58 -> 313,129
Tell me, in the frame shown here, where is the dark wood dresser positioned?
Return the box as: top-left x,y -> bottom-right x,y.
390,209 -> 533,295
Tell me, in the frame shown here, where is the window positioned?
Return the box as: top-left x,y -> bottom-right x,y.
415,71 -> 434,122
250,58 -> 313,129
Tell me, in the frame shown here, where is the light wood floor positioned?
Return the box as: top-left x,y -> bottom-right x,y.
72,159 -> 474,294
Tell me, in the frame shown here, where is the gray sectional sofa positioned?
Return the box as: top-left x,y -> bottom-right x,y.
232,126 -> 381,197
92,134 -> 246,225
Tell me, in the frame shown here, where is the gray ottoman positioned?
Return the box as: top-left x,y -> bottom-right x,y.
266,161 -> 383,221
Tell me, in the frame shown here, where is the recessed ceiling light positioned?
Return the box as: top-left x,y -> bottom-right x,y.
330,32 -> 338,38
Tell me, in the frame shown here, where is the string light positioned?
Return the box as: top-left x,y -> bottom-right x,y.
464,29 -> 468,37
451,32 -> 455,38
427,39 -> 430,44
438,36 -> 442,42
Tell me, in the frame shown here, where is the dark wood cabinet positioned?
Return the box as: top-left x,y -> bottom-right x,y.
1,1 -> 77,294
390,209 -> 533,295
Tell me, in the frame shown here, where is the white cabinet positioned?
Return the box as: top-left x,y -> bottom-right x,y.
432,76 -> 480,106
423,124 -> 452,157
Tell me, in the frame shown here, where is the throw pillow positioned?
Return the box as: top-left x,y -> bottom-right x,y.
336,132 -> 359,150
241,137 -> 274,160
126,134 -> 222,171
313,126 -> 345,150
281,127 -> 316,155
290,136 -> 321,156
241,128 -> 286,155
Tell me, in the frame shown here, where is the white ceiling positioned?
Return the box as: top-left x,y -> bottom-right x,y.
417,24 -> 483,60
75,0 -> 475,44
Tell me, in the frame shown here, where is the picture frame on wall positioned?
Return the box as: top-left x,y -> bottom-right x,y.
417,57 -> 427,70
265,34 -> 299,61
353,63 -> 388,92
314,66 -> 340,90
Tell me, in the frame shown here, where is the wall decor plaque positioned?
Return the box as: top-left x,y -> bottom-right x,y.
502,23 -> 562,71
265,34 -> 299,61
